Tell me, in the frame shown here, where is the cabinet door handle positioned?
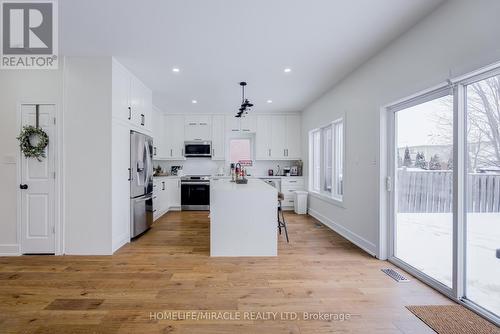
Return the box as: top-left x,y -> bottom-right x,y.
153,147 -> 157,156
200,122 -> 208,125
128,168 -> 132,181
170,149 -> 173,157
242,129 -> 250,132
19,184 -> 28,190
162,181 -> 165,191
128,107 -> 131,120
212,148 -> 215,156
181,149 -> 184,156
188,122 -> 197,125
194,138 -> 202,141
141,114 -> 145,126
232,129 -> 239,132
268,149 -> 271,157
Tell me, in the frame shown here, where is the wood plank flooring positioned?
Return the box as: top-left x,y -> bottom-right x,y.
0,211 -> 452,333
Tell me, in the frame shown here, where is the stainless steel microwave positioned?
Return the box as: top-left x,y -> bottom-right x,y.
184,141 -> 212,157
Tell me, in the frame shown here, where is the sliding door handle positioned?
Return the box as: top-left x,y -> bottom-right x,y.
128,106 -> 131,120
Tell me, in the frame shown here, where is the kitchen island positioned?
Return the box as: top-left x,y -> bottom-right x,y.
210,178 -> 278,256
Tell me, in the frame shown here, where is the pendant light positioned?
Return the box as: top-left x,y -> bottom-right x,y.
235,82 -> 254,118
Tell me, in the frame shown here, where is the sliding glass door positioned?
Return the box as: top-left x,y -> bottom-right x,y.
465,74 -> 500,316
388,67 -> 500,324
392,91 -> 454,289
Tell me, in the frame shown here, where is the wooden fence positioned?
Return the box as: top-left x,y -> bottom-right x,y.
397,169 -> 500,213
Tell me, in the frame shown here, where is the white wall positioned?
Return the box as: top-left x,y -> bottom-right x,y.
0,69 -> 63,255
63,57 -> 113,254
301,0 -> 500,256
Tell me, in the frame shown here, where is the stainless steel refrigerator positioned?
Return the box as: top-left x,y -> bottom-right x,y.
130,131 -> 154,238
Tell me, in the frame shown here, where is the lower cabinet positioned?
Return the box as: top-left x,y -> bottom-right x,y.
280,177 -> 305,209
166,178 -> 181,209
153,177 -> 181,221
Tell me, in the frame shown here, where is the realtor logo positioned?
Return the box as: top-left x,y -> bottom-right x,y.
1,0 -> 58,69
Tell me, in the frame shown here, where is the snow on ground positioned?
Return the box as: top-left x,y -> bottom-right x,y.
396,212 -> 500,316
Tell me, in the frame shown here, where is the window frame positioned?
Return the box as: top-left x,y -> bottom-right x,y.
227,136 -> 254,166
308,117 -> 345,204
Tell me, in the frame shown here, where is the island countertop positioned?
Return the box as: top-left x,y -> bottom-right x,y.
210,178 -> 278,257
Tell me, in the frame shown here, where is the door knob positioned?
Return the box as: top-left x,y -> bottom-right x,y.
19,184 -> 28,190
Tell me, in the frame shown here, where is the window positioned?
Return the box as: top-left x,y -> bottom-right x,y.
229,138 -> 252,166
309,118 -> 344,201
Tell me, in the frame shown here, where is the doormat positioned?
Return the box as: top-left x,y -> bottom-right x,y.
406,305 -> 499,334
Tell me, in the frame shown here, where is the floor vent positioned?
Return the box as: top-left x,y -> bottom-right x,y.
381,268 -> 410,282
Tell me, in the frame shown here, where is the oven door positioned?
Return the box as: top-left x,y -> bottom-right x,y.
184,142 -> 211,157
181,182 -> 210,210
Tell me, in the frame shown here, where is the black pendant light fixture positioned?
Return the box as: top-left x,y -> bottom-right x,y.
235,81 -> 254,118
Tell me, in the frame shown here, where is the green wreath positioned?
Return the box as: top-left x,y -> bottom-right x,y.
17,125 -> 49,161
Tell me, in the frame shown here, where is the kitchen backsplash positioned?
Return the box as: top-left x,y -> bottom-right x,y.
154,159 -> 301,177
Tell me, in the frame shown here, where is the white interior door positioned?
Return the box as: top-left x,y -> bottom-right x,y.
19,104 -> 56,254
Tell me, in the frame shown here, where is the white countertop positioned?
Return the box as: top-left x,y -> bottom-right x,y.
210,178 -> 276,192
153,175 -> 180,179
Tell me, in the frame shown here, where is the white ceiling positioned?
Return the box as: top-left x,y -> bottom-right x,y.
59,0 -> 444,114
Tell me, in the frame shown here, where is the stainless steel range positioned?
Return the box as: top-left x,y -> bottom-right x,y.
181,175 -> 210,210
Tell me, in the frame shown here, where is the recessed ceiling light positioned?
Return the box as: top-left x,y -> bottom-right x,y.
191,100 -> 197,104
267,100 -> 273,103
284,68 -> 292,73
172,68 -> 180,73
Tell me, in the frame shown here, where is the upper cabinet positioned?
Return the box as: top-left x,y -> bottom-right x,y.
225,114 -> 256,133
211,115 -> 225,160
185,115 -> 211,141
285,114 -> 301,159
256,114 -> 301,160
112,59 -> 152,133
256,115 -> 272,160
152,107 -> 167,159
164,115 -> 185,160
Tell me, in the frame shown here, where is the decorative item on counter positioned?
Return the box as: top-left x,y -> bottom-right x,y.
154,165 -> 164,176
268,169 -> 274,176
295,160 -> 303,176
275,165 -> 281,177
177,167 -> 185,177
170,166 -> 182,176
290,166 -> 299,176
230,163 -> 235,182
283,167 -> 291,177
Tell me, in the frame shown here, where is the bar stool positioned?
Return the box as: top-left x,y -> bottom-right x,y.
277,192 -> 289,243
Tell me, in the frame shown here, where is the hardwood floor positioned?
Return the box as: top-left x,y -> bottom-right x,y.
0,211 -> 452,333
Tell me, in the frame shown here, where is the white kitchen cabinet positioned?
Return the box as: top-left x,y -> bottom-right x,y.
285,114 -> 301,159
164,115 -> 185,160
240,114 -> 256,132
166,178 -> 181,209
280,177 -> 305,209
256,115 -> 272,159
211,115 -> 225,160
153,178 -> 169,221
111,58 -> 152,133
152,107 -> 167,159
112,60 -> 131,123
185,115 -> 211,141
226,114 -> 256,133
271,115 -> 286,159
256,114 -> 301,161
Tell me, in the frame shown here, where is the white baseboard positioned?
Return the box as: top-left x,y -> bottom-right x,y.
308,208 -> 377,257
0,244 -> 20,256
112,233 -> 130,253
